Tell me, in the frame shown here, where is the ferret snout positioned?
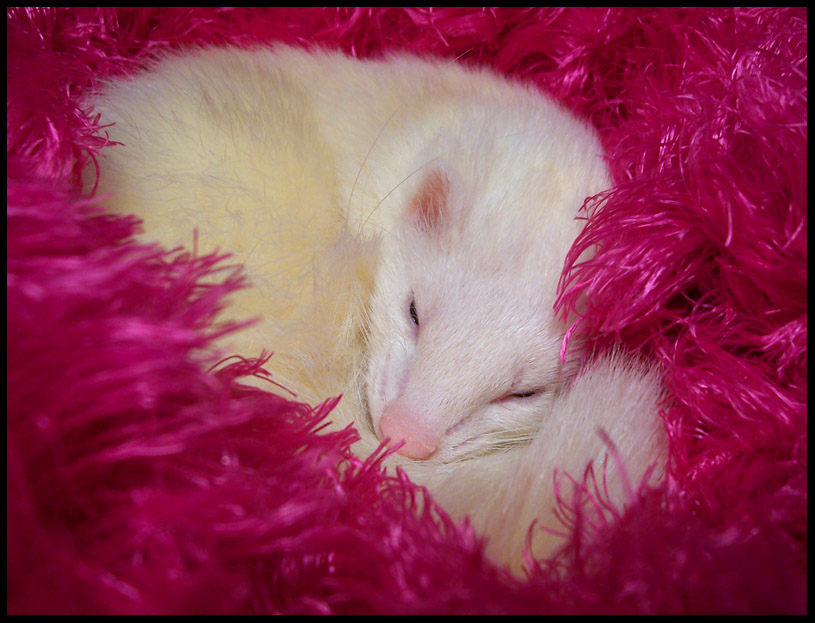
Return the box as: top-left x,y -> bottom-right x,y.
379,401 -> 438,460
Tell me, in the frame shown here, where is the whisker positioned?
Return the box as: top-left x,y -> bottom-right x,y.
345,107 -> 400,232
444,49 -> 473,66
359,157 -> 443,237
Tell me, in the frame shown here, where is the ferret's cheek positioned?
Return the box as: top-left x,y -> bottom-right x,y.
366,336 -> 415,423
382,341 -> 413,406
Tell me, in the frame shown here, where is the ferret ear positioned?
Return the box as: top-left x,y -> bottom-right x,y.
408,167 -> 452,233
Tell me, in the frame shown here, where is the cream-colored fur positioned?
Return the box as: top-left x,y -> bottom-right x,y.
87,46 -> 667,573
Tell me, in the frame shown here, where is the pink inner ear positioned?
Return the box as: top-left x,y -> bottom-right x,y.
409,169 -> 450,232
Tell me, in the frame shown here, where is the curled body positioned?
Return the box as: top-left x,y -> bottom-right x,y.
88,46 -> 667,569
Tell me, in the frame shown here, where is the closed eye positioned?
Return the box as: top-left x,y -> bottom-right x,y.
510,390 -> 537,399
409,298 -> 419,326
493,390 -> 540,404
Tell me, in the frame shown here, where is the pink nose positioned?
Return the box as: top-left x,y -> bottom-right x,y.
379,406 -> 437,460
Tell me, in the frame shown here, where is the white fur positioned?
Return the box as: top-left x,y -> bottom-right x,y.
88,46 -> 667,571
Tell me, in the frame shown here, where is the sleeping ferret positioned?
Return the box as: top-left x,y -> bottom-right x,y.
86,46 -> 667,571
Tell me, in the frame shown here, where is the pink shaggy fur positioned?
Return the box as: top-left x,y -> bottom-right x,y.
7,7 -> 806,614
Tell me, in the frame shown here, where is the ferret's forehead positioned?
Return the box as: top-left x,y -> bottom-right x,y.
428,273 -> 565,378
449,230 -> 565,290
429,256 -> 558,324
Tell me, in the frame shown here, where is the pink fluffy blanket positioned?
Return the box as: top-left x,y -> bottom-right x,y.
7,7 -> 807,614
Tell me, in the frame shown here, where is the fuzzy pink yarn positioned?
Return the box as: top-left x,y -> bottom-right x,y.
7,7 -> 806,614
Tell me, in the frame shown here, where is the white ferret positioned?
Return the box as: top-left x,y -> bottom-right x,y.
88,46 -> 667,571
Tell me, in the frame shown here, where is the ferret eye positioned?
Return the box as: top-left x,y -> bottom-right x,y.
510,390 -> 537,399
494,389 -> 540,405
409,299 -> 419,326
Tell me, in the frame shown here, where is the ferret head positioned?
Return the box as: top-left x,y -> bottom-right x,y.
365,128 -> 609,462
